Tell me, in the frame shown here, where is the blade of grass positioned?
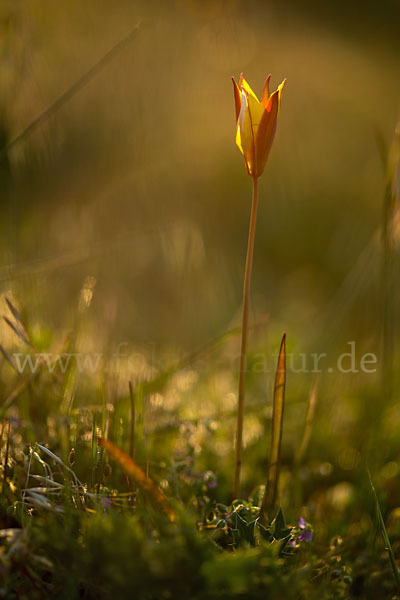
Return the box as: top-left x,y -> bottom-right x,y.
101,385 -> 107,439
0,343 -> 19,372
136,383 -> 144,449
0,24 -> 142,163
381,124 -> 400,404
22,447 -> 34,510
261,333 -> 286,520
36,444 -> 64,466
292,381 -> 318,508
97,383 -> 107,481
0,373 -> 38,417
91,414 -> 98,489
0,419 -> 5,458
99,437 -> 175,522
368,468 -> 400,593
2,421 -> 11,496
297,381 -> 318,465
3,316 -> 32,348
5,298 -> 29,340
129,381 -> 136,458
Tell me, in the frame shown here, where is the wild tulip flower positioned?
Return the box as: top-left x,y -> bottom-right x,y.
232,74 -> 286,499
232,74 -> 285,178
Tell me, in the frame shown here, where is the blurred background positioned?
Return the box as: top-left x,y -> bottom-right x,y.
0,0 -> 400,521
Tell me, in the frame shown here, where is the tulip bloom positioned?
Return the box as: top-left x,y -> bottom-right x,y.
232,73 -> 286,500
232,74 -> 285,178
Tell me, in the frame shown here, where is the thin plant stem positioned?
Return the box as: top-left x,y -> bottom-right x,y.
381,176 -> 395,404
296,381 -> 318,466
2,421 -> 11,496
233,175 -> 259,499
129,381 -> 136,458
380,124 -> 400,406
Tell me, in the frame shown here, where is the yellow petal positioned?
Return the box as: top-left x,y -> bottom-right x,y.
237,90 -> 255,173
245,92 -> 266,175
236,124 -> 251,175
239,74 -> 260,102
235,122 -> 243,154
277,78 -> 286,115
246,92 -> 266,134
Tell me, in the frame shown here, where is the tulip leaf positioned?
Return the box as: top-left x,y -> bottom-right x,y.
368,468 -> 400,593
261,333 -> 286,521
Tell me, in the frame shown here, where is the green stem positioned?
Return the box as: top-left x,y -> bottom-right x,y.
381,178 -> 395,403
129,381 -> 136,458
233,175 -> 259,499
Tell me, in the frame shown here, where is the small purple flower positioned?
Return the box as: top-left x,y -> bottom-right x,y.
101,497 -> 112,511
298,530 -> 312,542
202,471 -> 217,489
298,517 -> 306,529
289,539 -> 296,547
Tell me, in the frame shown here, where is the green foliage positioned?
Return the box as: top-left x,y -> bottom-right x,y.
199,496 -> 296,555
